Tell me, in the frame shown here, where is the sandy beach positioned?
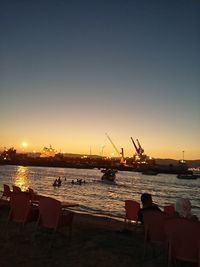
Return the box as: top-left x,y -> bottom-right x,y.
0,201 -> 168,267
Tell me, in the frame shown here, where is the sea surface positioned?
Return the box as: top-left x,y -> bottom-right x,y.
0,165 -> 200,219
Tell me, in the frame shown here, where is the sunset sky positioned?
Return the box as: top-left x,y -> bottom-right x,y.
0,0 -> 199,160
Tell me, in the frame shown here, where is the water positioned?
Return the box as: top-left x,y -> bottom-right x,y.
0,165 -> 200,219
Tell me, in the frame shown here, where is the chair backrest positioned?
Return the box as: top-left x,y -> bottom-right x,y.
38,196 -> 62,230
125,200 -> 140,222
9,192 -> 32,224
163,205 -> 175,216
2,184 -> 11,198
143,210 -> 168,244
165,218 -> 200,264
12,185 -> 21,193
28,188 -> 34,194
28,187 -> 38,201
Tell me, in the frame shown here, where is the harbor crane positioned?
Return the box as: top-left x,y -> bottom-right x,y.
136,139 -> 144,154
130,137 -> 154,165
130,137 -> 146,163
105,133 -> 125,164
130,137 -> 144,157
131,137 -> 140,155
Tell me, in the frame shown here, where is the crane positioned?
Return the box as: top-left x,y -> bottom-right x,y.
105,133 -> 120,156
130,137 -> 154,165
131,137 -> 140,154
105,133 -> 125,164
136,139 -> 144,154
130,137 -> 145,156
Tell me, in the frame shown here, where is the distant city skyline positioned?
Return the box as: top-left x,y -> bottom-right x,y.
0,137 -> 197,161
1,0 -> 199,160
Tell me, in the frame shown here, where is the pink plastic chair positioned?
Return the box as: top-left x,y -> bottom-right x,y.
12,185 -> 21,193
1,184 -> 11,200
124,200 -> 140,225
165,218 -> 200,267
8,192 -> 38,225
143,210 -> 169,257
37,196 -> 74,231
163,205 -> 175,217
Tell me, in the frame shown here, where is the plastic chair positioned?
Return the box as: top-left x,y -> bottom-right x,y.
28,187 -> 39,201
12,185 -> 21,193
163,205 -> 175,216
124,200 -> 140,225
37,196 -> 74,231
143,210 -> 169,257
8,192 -> 38,225
165,217 -> 200,267
1,184 -> 12,200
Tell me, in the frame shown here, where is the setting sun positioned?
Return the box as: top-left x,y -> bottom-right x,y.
22,141 -> 28,148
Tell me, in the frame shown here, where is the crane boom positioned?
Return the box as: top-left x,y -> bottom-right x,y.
105,133 -> 120,156
136,139 -> 144,154
131,137 -> 140,154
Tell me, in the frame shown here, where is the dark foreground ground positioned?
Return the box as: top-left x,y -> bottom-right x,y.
0,202 -> 195,267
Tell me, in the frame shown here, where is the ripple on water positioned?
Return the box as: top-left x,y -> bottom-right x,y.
0,165 -> 200,218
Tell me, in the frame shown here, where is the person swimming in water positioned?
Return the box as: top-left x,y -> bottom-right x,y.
57,177 -> 62,186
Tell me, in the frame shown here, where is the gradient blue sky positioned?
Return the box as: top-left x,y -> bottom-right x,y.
1,0 -> 199,159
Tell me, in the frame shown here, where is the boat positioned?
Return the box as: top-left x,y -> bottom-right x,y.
177,173 -> 197,180
191,170 -> 200,178
101,169 -> 117,182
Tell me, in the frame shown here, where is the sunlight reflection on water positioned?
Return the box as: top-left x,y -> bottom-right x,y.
13,166 -> 30,191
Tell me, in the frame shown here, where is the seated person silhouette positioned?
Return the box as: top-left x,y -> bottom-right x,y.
137,193 -> 161,223
174,198 -> 198,221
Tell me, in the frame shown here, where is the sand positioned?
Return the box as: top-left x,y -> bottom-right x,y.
0,201 -> 168,267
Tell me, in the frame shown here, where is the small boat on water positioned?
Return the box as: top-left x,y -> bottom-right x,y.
101,169 -> 117,183
192,170 -> 200,179
177,173 -> 197,180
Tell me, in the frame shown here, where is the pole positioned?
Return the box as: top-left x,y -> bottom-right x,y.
182,150 -> 185,161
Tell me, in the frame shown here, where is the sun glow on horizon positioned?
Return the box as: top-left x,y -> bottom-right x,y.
21,141 -> 28,149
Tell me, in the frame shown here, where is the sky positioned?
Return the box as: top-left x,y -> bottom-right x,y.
0,0 -> 200,160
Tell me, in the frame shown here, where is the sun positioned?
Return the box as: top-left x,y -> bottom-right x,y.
22,141 -> 28,148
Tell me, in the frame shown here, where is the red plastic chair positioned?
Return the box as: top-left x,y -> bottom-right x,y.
124,200 -> 140,225
28,187 -> 39,201
37,196 -> 74,231
1,184 -> 12,200
163,205 -> 175,217
165,218 -> 200,267
8,192 -> 38,225
12,185 -> 21,193
143,210 -> 169,257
